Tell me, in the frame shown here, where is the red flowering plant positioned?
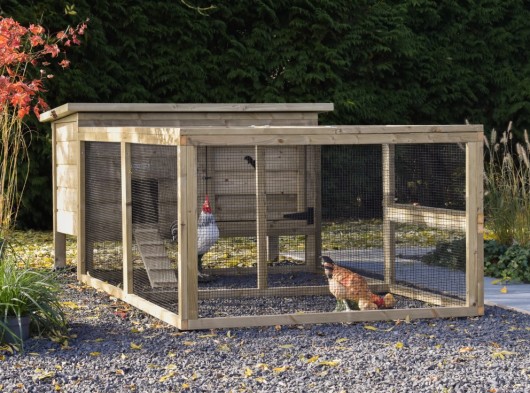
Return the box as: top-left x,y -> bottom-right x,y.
0,16 -> 87,238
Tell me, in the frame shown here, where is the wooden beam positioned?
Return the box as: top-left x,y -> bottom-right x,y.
256,146 -> 268,290
40,103 -> 335,122
382,144 -> 396,286
77,140 -> 86,279
178,145 -> 199,323
185,132 -> 483,146
385,204 -> 466,231
466,141 -> 484,313
121,142 -> 133,294
186,306 -> 482,330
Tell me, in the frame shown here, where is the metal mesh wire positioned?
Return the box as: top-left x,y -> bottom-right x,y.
83,141 -> 469,318
84,142 -> 123,286
130,144 -> 179,311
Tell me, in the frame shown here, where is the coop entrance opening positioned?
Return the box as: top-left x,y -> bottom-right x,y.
132,179 -> 159,224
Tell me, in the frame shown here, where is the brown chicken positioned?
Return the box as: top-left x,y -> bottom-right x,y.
321,256 -> 396,311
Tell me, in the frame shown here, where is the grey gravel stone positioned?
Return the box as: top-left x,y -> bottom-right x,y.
1,270 -> 529,392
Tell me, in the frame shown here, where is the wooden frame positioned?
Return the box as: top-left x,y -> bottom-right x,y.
42,103 -> 484,330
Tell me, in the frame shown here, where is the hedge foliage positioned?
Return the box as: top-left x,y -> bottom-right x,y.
3,0 -> 530,228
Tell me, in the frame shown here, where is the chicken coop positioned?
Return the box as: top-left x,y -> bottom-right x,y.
41,103 -> 484,330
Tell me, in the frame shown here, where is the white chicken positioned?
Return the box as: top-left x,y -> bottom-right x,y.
170,195 -> 219,282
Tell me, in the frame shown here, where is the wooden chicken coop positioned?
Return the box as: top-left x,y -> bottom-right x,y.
41,103 -> 484,330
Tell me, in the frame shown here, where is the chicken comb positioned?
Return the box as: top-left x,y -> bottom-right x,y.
202,195 -> 212,213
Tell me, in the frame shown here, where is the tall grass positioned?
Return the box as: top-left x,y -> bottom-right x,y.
484,122 -> 530,247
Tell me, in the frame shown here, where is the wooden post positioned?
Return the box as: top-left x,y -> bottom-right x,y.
466,141 -> 484,314
382,144 -> 396,285
256,146 -> 268,289
121,142 -> 133,294
52,123 -> 67,269
306,146 -> 321,271
178,144 -> 199,325
77,141 -> 86,280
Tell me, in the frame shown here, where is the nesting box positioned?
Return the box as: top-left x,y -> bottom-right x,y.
41,103 -> 484,330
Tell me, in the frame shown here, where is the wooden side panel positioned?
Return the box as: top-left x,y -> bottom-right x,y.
55,121 -> 78,236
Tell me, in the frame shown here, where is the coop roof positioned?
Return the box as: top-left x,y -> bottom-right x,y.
39,102 -> 335,122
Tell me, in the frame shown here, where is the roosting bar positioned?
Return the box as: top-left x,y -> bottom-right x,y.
41,103 -> 484,330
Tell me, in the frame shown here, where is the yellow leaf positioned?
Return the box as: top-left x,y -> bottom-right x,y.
256,363 -> 269,370
183,341 -> 195,346
255,377 -> 266,383
165,364 -> 177,370
304,355 -> 320,363
319,360 -> 340,367
363,325 -> 378,331
395,342 -> 404,349
54,383 -> 61,391
244,367 -> 253,377
94,338 -> 104,342
217,344 -> 230,352
115,369 -> 125,376
336,338 -> 348,343
435,344 -> 442,349
273,366 -> 289,373
182,383 -> 190,390
0,355 -> 5,361
198,334 -> 217,338
130,342 -> 142,350
159,371 -> 176,382
54,365 -> 63,370
459,346 -> 474,353
500,286 -> 508,294
61,301 -> 80,310
278,344 -> 294,349
492,350 -> 517,359
121,353 -> 128,360
90,352 -> 101,357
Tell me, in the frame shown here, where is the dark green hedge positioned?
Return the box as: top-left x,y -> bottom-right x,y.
4,0 -> 530,228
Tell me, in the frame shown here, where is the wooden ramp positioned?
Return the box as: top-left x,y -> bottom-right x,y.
133,224 -> 178,288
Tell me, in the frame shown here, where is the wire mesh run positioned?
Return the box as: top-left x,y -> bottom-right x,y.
83,141 -> 469,320
84,142 -> 123,286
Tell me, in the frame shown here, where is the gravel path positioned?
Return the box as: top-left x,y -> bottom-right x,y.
1,271 -> 529,393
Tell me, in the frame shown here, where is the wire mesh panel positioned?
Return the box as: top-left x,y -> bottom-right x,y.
130,144 -> 179,311
84,142 -> 123,286
319,143 -> 466,312
196,146 -> 328,318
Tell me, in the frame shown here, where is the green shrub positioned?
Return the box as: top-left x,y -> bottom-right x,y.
421,237 -> 466,270
484,240 -> 530,283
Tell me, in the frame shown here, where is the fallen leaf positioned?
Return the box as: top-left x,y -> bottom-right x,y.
363,325 -> 378,331
336,338 -> 348,343
459,347 -> 473,353
273,366 -> 289,373
255,363 -> 269,370
130,342 -> 142,350
244,367 -> 253,377
61,301 -> 80,310
500,286 -> 508,294
301,355 -> 320,363
159,371 -> 176,382
90,352 -> 101,357
492,350 -> 517,359
318,360 -> 340,367
395,342 -> 404,350
198,334 -> 216,338
278,344 -> 294,349
217,344 -> 230,352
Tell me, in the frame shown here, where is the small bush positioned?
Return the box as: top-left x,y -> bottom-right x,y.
484,240 -> 530,283
421,237 -> 466,270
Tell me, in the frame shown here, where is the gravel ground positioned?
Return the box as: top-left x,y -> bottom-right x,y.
1,271 -> 529,393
